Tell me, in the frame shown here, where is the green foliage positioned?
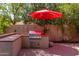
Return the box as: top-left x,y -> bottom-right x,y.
0,15 -> 11,34
59,4 -> 79,33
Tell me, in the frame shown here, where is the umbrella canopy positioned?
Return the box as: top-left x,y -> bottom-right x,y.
30,9 -> 62,20
30,9 -> 63,34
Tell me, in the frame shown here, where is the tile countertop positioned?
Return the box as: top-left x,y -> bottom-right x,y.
0,34 -> 21,42
20,34 -> 29,37
0,33 -> 15,38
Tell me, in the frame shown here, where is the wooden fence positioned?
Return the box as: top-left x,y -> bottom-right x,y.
6,23 -> 63,41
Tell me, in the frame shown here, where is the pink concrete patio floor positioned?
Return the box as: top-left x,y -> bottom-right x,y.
18,43 -> 79,56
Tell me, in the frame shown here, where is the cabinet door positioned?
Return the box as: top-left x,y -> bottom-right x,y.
30,40 -> 40,48
40,37 -> 49,48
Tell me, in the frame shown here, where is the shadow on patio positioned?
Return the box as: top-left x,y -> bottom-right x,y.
19,43 -> 79,56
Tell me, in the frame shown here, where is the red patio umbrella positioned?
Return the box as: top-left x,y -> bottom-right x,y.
30,9 -> 62,21
30,9 -> 63,35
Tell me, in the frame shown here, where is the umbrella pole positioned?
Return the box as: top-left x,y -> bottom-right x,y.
43,25 -> 46,34
43,24 -> 48,35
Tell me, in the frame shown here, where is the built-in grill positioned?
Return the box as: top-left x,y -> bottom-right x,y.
28,31 -> 42,48
29,31 -> 41,39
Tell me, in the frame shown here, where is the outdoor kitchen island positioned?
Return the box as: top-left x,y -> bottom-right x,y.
29,36 -> 49,48
0,34 -> 22,56
21,31 -> 49,49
